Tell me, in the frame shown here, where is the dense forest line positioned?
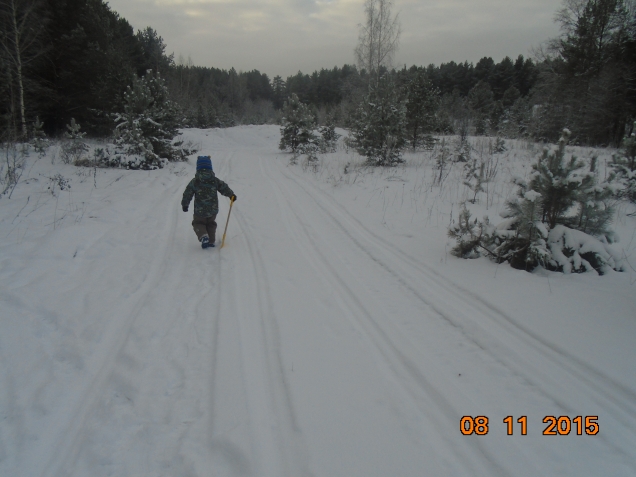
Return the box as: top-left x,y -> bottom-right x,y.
2,0 -> 636,146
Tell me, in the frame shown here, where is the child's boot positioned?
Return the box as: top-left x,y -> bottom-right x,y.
201,235 -> 210,249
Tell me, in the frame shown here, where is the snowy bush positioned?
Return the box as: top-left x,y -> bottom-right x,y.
111,71 -> 184,170
46,173 -> 71,197
1,141 -> 27,197
547,225 -> 623,274
449,129 -> 624,275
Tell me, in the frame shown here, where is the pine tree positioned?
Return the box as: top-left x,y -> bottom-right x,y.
610,122 -> 636,205
448,206 -> 492,259
574,155 -> 616,239
463,158 -> 486,204
317,115 -> 340,153
279,93 -> 316,153
111,70 -> 182,169
468,81 -> 494,136
405,71 -> 439,150
494,179 -> 551,270
527,130 -> 597,229
449,129 -> 623,274
351,73 -> 406,166
60,118 -> 88,164
272,75 -> 287,110
494,129 -> 616,270
30,116 -> 48,156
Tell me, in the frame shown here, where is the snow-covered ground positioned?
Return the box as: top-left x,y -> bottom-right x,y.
1,125 -> 635,477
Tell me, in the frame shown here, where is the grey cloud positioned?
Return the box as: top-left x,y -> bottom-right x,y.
106,0 -> 561,77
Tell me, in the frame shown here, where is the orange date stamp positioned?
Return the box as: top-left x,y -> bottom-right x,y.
460,416 -> 599,436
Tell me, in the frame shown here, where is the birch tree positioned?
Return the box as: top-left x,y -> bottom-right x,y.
0,0 -> 48,138
354,0 -> 401,85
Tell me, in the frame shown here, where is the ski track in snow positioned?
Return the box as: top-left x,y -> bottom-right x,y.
1,125 -> 635,477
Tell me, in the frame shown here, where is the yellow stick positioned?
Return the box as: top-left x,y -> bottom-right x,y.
220,197 -> 235,248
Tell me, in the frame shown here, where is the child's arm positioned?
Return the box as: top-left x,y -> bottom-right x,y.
217,179 -> 235,200
181,179 -> 195,211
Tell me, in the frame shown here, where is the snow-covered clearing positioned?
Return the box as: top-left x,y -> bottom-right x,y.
1,125 -> 635,477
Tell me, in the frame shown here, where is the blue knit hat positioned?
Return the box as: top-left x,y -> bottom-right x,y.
196,156 -> 212,171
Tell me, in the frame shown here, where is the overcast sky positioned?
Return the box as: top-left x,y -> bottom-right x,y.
105,0 -> 562,78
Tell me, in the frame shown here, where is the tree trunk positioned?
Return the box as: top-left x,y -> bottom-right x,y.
10,0 -> 27,138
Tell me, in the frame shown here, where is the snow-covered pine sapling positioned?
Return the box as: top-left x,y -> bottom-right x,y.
279,94 -> 317,154
573,155 -> 617,241
463,158 -> 486,204
610,122 -> 636,207
61,118 -> 88,165
317,119 -> 340,153
534,130 -> 592,228
350,73 -> 407,166
493,185 -> 551,270
447,205 -> 493,259
455,138 -> 471,163
493,130 -> 604,271
434,138 -> 451,186
405,71 -> 440,151
112,70 -> 182,170
491,137 -> 506,154
31,117 -> 49,157
298,141 -> 320,172
448,129 -> 623,274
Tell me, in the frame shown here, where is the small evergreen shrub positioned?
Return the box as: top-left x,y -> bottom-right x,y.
60,119 -> 89,165
30,117 -> 49,157
463,158 -> 486,204
448,130 -> 623,275
317,117 -> 340,153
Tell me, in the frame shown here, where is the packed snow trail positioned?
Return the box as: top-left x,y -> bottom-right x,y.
1,126 -> 635,477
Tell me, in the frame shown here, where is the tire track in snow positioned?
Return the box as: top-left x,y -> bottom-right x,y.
276,158 -> 636,468
259,156 -> 518,477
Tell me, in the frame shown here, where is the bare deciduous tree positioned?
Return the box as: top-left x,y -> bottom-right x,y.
0,0 -> 48,139
354,0 -> 401,85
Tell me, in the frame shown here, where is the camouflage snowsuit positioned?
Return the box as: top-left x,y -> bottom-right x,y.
182,169 -> 234,243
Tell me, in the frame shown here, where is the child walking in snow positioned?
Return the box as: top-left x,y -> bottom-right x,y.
182,156 -> 236,249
